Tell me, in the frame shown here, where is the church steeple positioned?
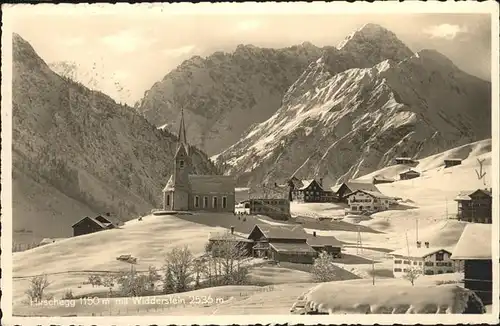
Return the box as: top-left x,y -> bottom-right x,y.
177,108 -> 188,153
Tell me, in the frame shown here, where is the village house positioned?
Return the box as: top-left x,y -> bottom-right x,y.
345,189 -> 393,213
451,223 -> 492,305
307,231 -> 343,258
72,213 -> 118,237
444,159 -> 462,168
394,157 -> 419,165
332,181 -> 381,203
289,177 -> 337,203
207,226 -> 254,257
240,198 -> 290,220
162,110 -> 236,212
399,169 -> 421,180
454,188 -> 492,223
247,224 -> 317,264
390,241 -> 455,278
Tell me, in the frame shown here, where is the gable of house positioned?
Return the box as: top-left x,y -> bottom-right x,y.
248,224 -> 308,241
469,189 -> 492,199
298,179 -> 324,192
71,216 -> 108,230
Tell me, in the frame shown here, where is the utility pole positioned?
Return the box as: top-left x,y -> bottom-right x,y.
356,225 -> 363,255
416,217 -> 419,243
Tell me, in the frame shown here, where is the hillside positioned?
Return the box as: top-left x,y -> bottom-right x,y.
216,25 -> 491,188
11,140 -> 492,315
136,43 -> 324,155
12,34 -> 218,243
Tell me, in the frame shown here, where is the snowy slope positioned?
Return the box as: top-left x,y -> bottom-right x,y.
216,26 -> 491,189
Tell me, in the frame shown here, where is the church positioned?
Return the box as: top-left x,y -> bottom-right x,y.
162,110 -> 236,212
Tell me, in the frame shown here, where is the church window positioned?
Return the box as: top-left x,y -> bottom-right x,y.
166,194 -> 170,206
222,196 -> 227,209
179,160 -> 185,168
194,196 -> 200,208
213,196 -> 218,208
203,196 -> 208,208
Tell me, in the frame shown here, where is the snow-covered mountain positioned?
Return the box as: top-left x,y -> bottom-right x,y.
216,25 -> 491,188
136,43 -> 324,155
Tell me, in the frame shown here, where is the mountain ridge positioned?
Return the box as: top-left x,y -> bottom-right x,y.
12,33 -> 218,243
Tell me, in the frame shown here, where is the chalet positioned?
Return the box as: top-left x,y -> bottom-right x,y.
451,224 -> 492,305
444,159 -> 462,168
208,226 -> 254,257
72,214 -> 117,237
307,231 -> 343,258
247,224 -> 317,264
454,188 -> 492,223
162,109 -> 236,212
332,181 -> 381,203
372,176 -> 395,185
240,198 -> 291,220
399,169 -> 421,180
390,242 -> 454,278
289,178 -> 337,203
394,157 -> 419,165
345,190 -> 392,213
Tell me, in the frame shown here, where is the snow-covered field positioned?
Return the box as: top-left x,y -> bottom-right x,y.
11,139 -> 494,315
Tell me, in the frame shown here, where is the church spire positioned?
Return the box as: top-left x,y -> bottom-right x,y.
177,108 -> 188,145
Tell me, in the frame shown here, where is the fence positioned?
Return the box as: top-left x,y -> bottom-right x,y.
13,242 -> 41,252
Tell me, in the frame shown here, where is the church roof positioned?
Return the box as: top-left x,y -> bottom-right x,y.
188,175 -> 236,195
162,175 -> 174,192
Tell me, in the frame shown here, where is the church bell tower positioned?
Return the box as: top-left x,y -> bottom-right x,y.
171,109 -> 192,211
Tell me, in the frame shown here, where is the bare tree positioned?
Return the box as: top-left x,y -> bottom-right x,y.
311,251 -> 337,282
25,274 -> 51,302
163,246 -> 194,293
475,158 -> 487,185
102,275 -> 115,296
204,233 -> 251,286
403,267 -> 421,286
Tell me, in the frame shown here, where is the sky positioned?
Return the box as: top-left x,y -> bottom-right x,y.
8,3 -> 494,106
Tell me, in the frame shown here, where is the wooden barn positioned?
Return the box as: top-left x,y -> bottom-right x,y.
372,176 -> 395,185
332,181 -> 381,203
394,157 -> 419,166
444,159 -> 462,168
72,214 -> 117,237
454,188 -> 492,223
451,224 -> 492,305
307,231 -> 343,258
399,169 -> 421,180
247,224 -> 317,264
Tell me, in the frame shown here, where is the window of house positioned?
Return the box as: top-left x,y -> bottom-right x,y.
394,260 -> 402,264
425,270 -> 434,275
179,160 -> 185,168
166,194 -> 170,206
413,261 -> 418,265
403,260 -> 410,265
403,269 -> 408,272
437,270 -> 443,274
394,268 -> 402,272
425,262 -> 434,266
419,262 -> 423,265
194,196 -> 200,208
203,196 -> 208,208
435,252 -> 444,261
222,196 -> 227,209
212,197 -> 218,208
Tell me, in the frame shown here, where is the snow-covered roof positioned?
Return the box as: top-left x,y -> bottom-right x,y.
390,246 -> 452,258
209,232 -> 254,243
454,188 -> 492,201
189,175 -> 236,195
451,224 -> 491,260
399,169 -> 420,175
269,242 -> 316,253
162,175 -> 174,192
290,283 -> 484,314
307,235 -> 343,248
345,189 -> 392,200
71,216 -> 116,229
252,224 -> 308,240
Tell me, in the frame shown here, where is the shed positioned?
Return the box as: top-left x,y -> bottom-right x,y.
306,231 -> 343,258
444,159 -> 462,168
451,224 -> 492,305
72,215 -> 116,237
399,169 -> 421,180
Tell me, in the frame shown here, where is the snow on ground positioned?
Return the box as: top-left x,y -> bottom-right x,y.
12,214 -> 226,305
291,277 -> 475,314
290,202 -> 346,219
